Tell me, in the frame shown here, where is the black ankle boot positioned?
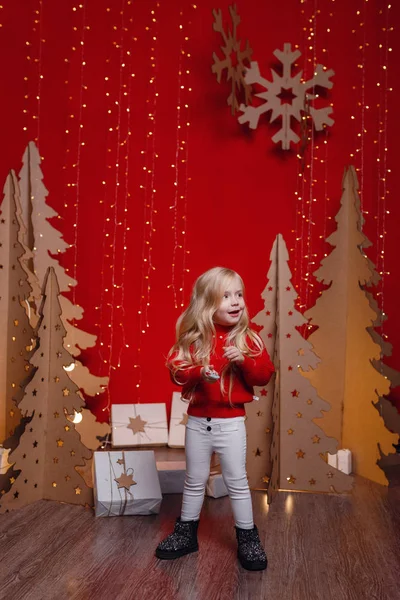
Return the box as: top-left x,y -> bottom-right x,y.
155,517 -> 199,560
235,525 -> 268,571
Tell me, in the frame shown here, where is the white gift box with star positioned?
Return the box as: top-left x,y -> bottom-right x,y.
93,450 -> 162,516
168,392 -> 189,448
111,403 -> 168,447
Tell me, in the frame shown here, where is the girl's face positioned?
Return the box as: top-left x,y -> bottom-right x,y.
213,277 -> 245,327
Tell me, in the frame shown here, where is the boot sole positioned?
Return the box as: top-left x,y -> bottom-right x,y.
238,555 -> 268,571
155,544 -> 199,560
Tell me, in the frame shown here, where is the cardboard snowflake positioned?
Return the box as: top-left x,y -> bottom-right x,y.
212,4 -> 253,115
238,43 -> 335,150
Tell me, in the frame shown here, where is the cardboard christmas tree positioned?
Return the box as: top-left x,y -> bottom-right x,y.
268,234 -> 353,496
0,267 -> 93,511
303,166 -> 397,485
247,239 -> 277,490
0,171 -> 35,442
18,142 -> 108,397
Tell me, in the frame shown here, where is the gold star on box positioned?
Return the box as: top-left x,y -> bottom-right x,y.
327,471 -> 334,479
54,376 -> 60,383
65,475 -> 71,482
75,486 -> 82,495
179,413 -> 189,426
70,450 -> 75,457
13,319 -> 19,326
127,415 -> 147,435
265,427 -> 271,434
287,475 -> 296,484
56,439 -> 64,447
9,477 -> 15,484
307,399 -> 313,405
54,412 -> 60,418
262,475 -> 270,484
287,428 -> 294,435
115,472 -> 137,491
312,435 -> 321,444
296,449 -> 305,459
309,478 -> 316,486
53,457 -> 59,464
296,412 -> 302,418
297,348 -> 305,356
9,409 -> 15,417
62,388 -> 70,397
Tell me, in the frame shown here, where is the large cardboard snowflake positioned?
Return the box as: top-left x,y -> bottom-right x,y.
238,43 -> 335,150
212,4 -> 253,115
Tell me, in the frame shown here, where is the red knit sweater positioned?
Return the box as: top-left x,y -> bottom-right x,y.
168,324 -> 275,418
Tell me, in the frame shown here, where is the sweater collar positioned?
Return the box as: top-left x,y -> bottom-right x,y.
213,322 -> 234,336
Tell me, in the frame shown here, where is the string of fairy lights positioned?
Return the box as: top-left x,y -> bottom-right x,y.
167,8 -> 193,310
375,3 -> 393,346
22,1 -> 44,146
96,1 -> 135,415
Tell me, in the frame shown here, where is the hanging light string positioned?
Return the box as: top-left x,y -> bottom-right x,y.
179,8 -> 194,309
376,3 -> 392,345
35,0 -> 44,147
105,0 -> 129,412
168,38 -> 184,310
134,3 -> 160,399
293,0 -> 309,302
304,0 -> 318,310
71,2 -> 88,309
116,1 -> 136,372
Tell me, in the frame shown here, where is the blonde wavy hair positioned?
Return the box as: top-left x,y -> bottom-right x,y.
168,267 -> 263,400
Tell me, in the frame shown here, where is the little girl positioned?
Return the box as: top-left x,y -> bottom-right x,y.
155,267 -> 275,571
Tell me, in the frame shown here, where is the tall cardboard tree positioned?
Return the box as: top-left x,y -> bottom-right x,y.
0,267 -> 92,511
268,234 -> 353,496
247,238 -> 277,490
303,166 -> 397,485
0,171 -> 35,442
18,142 -> 108,397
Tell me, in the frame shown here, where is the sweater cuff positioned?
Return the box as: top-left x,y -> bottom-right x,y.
173,365 -> 203,386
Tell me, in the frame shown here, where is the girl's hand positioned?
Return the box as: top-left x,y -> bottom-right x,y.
201,365 -> 220,383
223,346 -> 244,364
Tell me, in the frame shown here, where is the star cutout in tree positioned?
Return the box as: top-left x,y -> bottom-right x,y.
116,458 -> 124,465
253,447 -> 263,457
312,435 -> 321,444
260,389 -> 267,396
297,348 -> 305,356
256,410 -> 263,417
296,449 -> 305,459
115,472 -> 137,491
127,415 -> 147,435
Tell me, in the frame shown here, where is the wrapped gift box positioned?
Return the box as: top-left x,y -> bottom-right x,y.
93,450 -> 162,517
206,473 -> 228,499
156,460 -> 186,494
337,449 -> 352,475
168,392 -> 189,448
0,447 -> 11,475
327,449 -> 352,474
111,403 -> 168,447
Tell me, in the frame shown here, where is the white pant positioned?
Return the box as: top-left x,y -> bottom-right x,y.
181,416 -> 254,529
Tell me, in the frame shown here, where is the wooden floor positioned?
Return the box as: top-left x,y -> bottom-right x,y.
0,477 -> 399,600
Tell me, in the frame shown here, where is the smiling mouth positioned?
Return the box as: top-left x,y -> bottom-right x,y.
228,310 -> 241,316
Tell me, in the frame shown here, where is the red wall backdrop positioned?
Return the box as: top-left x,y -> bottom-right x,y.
1,0 -> 399,421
